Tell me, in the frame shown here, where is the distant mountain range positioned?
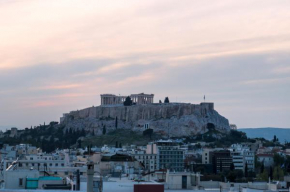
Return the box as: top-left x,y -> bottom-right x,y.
239,128 -> 290,143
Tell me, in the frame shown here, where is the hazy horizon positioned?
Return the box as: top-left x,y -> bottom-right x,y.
1,0 -> 290,129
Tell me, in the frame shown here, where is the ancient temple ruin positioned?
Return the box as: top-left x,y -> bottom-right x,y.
100,93 -> 154,105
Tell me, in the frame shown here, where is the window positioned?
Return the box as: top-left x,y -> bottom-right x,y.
54,171 -> 58,175
55,163 -> 58,167
19,178 -> 23,186
61,163 -> 64,167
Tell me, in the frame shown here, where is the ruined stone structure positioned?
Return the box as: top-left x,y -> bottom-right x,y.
60,101 -> 230,137
100,93 -> 154,105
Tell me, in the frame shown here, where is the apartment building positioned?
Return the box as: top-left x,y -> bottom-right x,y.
156,140 -> 185,172
212,150 -> 232,174
229,144 -> 255,172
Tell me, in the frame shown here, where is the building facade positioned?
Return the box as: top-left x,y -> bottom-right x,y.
212,150 -> 232,174
156,140 -> 185,172
100,93 -> 154,105
229,144 -> 255,172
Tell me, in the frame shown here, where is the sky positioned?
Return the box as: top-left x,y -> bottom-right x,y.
0,0 -> 290,130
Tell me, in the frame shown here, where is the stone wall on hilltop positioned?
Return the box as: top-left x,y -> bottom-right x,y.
60,102 -> 230,137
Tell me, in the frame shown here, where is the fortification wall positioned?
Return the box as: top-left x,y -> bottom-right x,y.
61,102 -> 230,137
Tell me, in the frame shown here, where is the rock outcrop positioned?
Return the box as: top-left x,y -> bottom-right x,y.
60,102 -> 230,137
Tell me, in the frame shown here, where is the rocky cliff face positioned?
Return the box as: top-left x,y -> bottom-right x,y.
60,102 -> 230,137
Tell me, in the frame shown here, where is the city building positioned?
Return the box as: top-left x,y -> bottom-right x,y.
212,150 -> 232,174
257,154 -> 274,167
202,148 -> 216,164
132,144 -> 159,173
229,144 -> 255,172
156,140 -> 185,172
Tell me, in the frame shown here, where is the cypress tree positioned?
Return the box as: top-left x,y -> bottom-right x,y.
260,163 -> 264,174
164,97 -> 170,103
124,96 -> 133,106
115,117 -> 118,129
230,163 -> 235,171
245,162 -> 248,177
269,166 -> 273,180
102,125 -> 106,135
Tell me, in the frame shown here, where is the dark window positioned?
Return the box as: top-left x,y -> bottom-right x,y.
19,178 -> 23,186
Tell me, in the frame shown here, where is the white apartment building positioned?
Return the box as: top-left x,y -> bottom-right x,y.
229,144 -> 255,172
257,154 -> 274,167
3,153 -> 86,177
131,143 -> 159,172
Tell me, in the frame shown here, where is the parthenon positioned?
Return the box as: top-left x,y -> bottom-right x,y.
101,93 -> 154,105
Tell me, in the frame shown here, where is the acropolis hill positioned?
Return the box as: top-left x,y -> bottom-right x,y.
60,93 -> 231,137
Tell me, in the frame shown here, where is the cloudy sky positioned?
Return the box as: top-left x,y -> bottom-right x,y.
0,0 -> 290,129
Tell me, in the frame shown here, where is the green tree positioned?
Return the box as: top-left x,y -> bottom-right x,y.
123,96 -> 133,106
234,170 -> 244,178
260,170 -> 268,181
81,129 -> 86,137
115,116 -> 118,129
227,171 -> 237,182
260,163 -> 264,174
164,97 -> 170,103
273,166 -> 284,181
77,140 -> 82,148
230,163 -> 235,171
273,153 -> 284,166
273,135 -> 277,142
269,166 -> 273,180
245,162 -> 248,177
255,155 -> 261,171
102,125 -> 106,135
